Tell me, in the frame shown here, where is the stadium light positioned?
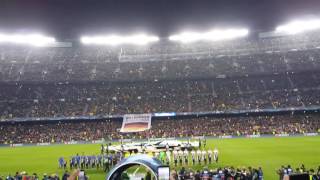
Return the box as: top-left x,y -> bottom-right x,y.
169,28 -> 249,43
80,34 -> 159,46
0,33 -> 56,46
276,19 -> 320,35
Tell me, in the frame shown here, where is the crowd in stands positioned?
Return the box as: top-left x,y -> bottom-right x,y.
2,165 -> 320,180
1,27 -> 320,180
0,170 -> 87,180
0,30 -> 319,121
171,166 -> 264,180
1,47 -> 320,82
276,164 -> 320,180
0,72 -> 320,120
0,30 -> 320,83
1,114 -> 319,144
0,166 -> 264,180
172,164 -> 320,180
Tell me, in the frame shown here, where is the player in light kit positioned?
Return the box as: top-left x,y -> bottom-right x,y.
191,149 -> 196,165
183,149 -> 189,165
178,150 -> 183,165
197,149 -> 202,164
155,151 -> 160,159
165,143 -> 170,151
214,147 -> 219,163
166,150 -> 171,165
173,150 -> 178,167
143,143 -> 148,154
166,150 -> 171,160
208,149 -> 213,164
202,150 -> 207,164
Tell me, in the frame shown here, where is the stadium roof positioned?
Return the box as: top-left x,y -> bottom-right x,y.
0,0 -> 319,39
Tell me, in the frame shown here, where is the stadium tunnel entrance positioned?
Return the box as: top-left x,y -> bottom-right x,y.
106,155 -> 163,180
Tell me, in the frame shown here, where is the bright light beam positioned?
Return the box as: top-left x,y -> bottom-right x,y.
169,28 -> 249,43
0,33 -> 56,46
276,19 -> 320,35
81,34 -> 159,46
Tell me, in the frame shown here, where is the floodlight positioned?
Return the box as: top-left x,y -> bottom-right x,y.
0,33 -> 55,46
169,28 -> 249,43
80,34 -> 159,46
276,19 -> 320,35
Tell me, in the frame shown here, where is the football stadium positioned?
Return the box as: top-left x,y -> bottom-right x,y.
0,0 -> 320,180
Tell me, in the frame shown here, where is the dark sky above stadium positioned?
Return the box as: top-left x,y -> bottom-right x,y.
0,0 -> 320,40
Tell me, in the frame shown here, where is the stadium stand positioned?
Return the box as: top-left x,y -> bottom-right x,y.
0,72 -> 320,119
0,30 -> 320,148
0,28 -> 320,180
1,114 -> 319,144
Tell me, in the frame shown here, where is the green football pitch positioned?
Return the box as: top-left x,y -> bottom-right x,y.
0,136 -> 319,179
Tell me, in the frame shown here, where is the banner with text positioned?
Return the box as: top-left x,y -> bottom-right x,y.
121,114 -> 152,132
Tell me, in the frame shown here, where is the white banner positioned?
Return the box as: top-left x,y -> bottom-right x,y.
219,135 -> 233,139
36,143 -> 50,146
10,143 -> 23,147
246,135 -> 261,138
275,134 -> 290,137
121,114 -> 152,132
304,133 -> 318,136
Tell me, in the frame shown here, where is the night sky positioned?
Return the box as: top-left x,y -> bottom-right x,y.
0,0 -> 320,40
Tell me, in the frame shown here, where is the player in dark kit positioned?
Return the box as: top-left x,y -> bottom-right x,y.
64,159 -> 67,169
85,156 -> 89,169
81,156 -> 85,169
69,158 -> 73,169
58,157 -> 64,169
101,144 -> 104,154
76,155 -> 81,168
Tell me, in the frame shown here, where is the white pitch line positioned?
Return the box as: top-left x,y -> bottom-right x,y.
133,165 -> 141,176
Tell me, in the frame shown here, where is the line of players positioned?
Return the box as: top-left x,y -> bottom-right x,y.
58,147 -> 219,171
58,154 -> 118,172
154,148 -> 219,167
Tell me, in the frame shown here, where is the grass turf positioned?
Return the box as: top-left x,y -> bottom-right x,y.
0,136 -> 319,179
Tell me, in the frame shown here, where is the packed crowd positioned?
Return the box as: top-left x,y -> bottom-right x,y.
0,30 -> 319,120
0,167 -> 263,180
0,71 -> 320,120
2,165 -> 320,180
276,164 -> 320,180
1,114 -> 319,144
1,48 -> 320,82
0,29 -> 320,82
171,164 -> 320,180
171,166 -> 264,180
0,120 -> 120,144
0,170 -> 87,180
